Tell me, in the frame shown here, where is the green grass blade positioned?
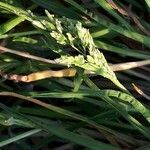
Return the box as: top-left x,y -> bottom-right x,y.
145,0 -> 150,9
101,90 -> 150,123
29,90 -> 150,139
95,40 -> 150,59
30,0 -> 80,19
64,0 -> 150,48
0,129 -> 42,147
94,0 -> 132,30
0,17 -> 25,35
0,103 -> 117,150
0,30 -> 41,39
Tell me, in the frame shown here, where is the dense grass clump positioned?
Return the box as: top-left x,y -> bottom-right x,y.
0,0 -> 150,149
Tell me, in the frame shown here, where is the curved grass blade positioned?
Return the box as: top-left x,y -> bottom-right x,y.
101,90 -> 150,123
29,90 -> 150,139
30,90 -> 150,123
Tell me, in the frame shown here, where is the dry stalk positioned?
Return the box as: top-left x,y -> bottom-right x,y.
132,84 -> 150,101
0,46 -> 150,82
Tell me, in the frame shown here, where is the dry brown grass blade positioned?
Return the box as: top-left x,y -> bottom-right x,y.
111,60 -> 150,71
0,91 -> 52,108
132,84 -> 150,101
0,46 -> 64,65
126,8 -> 150,36
107,0 -> 150,35
0,46 -> 150,82
1,60 -> 150,82
106,0 -> 128,16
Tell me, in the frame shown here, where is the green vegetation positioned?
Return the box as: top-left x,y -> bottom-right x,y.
0,0 -> 150,149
